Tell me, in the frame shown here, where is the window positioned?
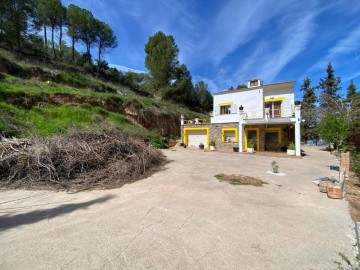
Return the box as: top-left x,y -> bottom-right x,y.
222,128 -> 238,142
220,105 -> 231,115
265,101 -> 282,118
250,80 -> 259,87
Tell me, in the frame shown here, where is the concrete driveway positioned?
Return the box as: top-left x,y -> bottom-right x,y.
0,146 -> 355,269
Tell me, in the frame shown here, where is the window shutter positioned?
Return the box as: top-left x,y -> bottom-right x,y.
215,106 -> 220,115
231,104 -> 237,114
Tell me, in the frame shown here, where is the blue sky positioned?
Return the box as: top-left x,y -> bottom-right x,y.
62,0 -> 360,99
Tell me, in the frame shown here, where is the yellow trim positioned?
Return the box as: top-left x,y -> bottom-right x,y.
183,127 -> 210,148
265,128 -> 282,143
221,128 -> 238,143
244,128 -> 260,151
218,102 -> 234,106
264,96 -> 285,102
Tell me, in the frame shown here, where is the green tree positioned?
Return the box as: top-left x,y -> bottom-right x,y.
319,113 -> 349,149
0,0 -> 35,50
66,4 -> 82,61
346,80 -> 360,147
57,4 -> 67,54
318,62 -> 342,113
300,77 -> 318,140
236,84 -> 247,89
95,20 -> 117,61
164,64 -> 196,106
144,31 -> 179,93
195,81 -> 213,111
76,8 -> 98,64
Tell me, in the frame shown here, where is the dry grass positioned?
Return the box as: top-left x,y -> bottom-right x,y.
0,127 -> 167,192
215,173 -> 267,187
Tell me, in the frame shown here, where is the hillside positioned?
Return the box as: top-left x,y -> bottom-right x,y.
0,49 -> 209,147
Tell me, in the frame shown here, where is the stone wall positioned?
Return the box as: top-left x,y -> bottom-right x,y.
181,123 -> 295,151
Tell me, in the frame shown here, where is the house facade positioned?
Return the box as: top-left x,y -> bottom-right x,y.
181,79 -> 302,156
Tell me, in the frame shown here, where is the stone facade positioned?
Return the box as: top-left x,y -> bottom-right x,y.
182,123 -> 295,152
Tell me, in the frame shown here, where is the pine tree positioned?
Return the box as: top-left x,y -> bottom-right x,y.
318,62 -> 342,113
346,80 -> 360,137
300,77 -> 318,140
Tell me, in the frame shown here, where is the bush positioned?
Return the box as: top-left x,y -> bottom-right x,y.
288,142 -> 295,150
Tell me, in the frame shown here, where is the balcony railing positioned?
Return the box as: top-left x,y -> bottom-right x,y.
183,118 -> 209,125
210,108 -> 294,119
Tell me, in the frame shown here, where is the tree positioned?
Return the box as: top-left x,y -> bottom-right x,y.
319,113 -> 349,149
57,4 -> 67,54
346,80 -> 360,148
95,20 -> 117,61
76,8 -> 98,64
318,62 -> 342,113
236,84 -> 247,89
300,77 -> 318,140
195,81 -> 213,111
66,4 -> 82,61
164,64 -> 196,106
144,31 -> 179,92
0,0 -> 35,50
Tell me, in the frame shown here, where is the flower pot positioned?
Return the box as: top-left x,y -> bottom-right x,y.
233,147 -> 239,152
199,145 -> 205,150
210,146 -> 216,151
247,148 -> 254,153
179,142 -> 184,147
287,149 -> 295,156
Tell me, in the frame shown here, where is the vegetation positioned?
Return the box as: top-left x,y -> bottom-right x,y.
300,77 -> 317,140
144,31 -> 212,110
215,173 -> 267,186
287,142 -> 295,150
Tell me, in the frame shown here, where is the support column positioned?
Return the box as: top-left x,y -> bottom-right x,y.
239,123 -> 244,152
239,106 -> 245,152
294,105 -> 301,156
180,115 -> 184,144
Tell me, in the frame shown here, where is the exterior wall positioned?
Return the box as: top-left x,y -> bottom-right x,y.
263,84 -> 295,117
211,88 -> 264,123
182,123 -> 295,152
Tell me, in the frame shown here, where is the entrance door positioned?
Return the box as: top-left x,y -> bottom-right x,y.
245,128 -> 259,151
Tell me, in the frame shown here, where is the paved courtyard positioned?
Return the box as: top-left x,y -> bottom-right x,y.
0,146 -> 356,269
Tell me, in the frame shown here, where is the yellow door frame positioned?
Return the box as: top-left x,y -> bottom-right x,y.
183,127 -> 210,147
244,128 -> 260,151
265,127 -> 282,144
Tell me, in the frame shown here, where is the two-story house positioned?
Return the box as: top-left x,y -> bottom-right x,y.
181,79 -> 301,156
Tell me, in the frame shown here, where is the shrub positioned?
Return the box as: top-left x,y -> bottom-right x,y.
288,142 -> 295,150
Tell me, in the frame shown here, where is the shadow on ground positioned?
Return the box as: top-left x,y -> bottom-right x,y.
0,195 -> 114,231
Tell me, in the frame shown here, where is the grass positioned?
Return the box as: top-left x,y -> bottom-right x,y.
215,173 -> 268,187
0,101 -> 146,137
0,74 -> 208,119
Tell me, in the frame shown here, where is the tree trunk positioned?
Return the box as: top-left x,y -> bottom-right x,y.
59,25 -> 62,53
51,26 -> 56,59
87,44 -> 91,65
98,44 -> 101,61
72,36 -> 75,61
43,23 -> 47,45
16,31 -> 21,51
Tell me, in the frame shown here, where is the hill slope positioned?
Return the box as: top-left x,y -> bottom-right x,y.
0,50 -> 209,146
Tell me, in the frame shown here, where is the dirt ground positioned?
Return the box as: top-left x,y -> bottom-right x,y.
0,146 -> 356,269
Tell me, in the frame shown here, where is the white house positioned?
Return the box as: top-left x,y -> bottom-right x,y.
181,79 -> 302,156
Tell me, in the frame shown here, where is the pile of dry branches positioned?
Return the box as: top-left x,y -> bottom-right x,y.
0,127 -> 167,192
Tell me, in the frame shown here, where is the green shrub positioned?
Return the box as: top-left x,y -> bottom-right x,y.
288,142 -> 295,150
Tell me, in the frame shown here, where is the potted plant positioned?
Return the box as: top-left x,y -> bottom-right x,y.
247,140 -> 255,153
210,140 -> 216,151
287,142 -> 295,155
199,143 -> 205,150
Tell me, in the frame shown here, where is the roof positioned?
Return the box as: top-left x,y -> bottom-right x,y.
213,81 -> 295,96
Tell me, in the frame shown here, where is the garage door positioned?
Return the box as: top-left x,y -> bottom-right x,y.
187,130 -> 207,147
